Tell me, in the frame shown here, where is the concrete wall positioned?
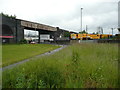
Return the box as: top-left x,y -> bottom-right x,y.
16,19 -> 24,43
2,15 -> 24,43
2,15 -> 17,43
21,20 -> 57,31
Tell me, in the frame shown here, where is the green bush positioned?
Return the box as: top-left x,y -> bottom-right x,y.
19,39 -> 27,44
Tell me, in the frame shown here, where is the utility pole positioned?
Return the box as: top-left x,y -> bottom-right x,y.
101,27 -> 103,34
86,25 -> 88,40
86,25 -> 88,33
111,28 -> 114,36
81,8 -> 83,32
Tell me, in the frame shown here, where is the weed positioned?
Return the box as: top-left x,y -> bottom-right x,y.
2,43 -> 118,88
71,50 -> 79,65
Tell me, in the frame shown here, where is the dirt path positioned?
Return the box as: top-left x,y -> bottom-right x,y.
1,45 -> 67,71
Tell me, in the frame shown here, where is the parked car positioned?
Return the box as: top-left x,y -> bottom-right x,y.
30,41 -> 36,44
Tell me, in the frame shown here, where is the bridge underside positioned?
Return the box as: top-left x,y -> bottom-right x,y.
24,27 -> 55,43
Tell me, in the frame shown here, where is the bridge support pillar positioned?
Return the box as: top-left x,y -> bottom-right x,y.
38,31 -> 41,43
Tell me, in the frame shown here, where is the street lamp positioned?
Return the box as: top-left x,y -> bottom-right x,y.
81,8 -> 83,32
111,28 -> 115,36
86,25 -> 88,40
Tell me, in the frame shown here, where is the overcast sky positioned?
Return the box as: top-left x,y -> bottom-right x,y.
0,0 -> 119,34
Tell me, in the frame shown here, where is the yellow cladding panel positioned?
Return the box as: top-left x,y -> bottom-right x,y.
101,34 -> 109,38
90,34 -> 97,37
82,34 -> 87,36
71,34 -> 77,39
89,34 -> 100,39
78,34 -> 82,38
71,34 -> 101,39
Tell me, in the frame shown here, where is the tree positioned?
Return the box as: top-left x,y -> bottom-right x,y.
96,32 -> 99,34
64,32 -> 70,37
0,12 -> 16,19
79,30 -> 88,34
97,26 -> 103,34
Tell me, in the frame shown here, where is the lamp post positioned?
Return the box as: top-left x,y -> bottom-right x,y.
86,25 -> 88,40
111,28 -> 114,36
81,8 -> 83,32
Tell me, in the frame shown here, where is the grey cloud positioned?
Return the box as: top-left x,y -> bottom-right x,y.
0,0 -> 119,34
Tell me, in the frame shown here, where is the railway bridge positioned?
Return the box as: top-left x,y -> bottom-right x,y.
1,14 -> 69,43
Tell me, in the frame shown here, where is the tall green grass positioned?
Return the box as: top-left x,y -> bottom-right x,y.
2,44 -> 60,67
0,45 -> 2,89
0,45 -> 2,67
2,43 -> 118,88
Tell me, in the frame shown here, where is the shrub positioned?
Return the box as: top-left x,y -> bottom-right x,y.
19,39 -> 27,44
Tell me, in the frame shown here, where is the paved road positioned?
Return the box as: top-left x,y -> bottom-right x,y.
1,45 -> 67,71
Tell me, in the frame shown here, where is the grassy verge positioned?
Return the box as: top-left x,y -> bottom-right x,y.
0,45 -> 2,67
2,43 -> 118,88
2,44 -> 60,67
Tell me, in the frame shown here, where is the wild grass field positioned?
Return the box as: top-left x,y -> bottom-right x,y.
0,45 -> 2,67
2,44 -> 60,67
2,43 -> 118,88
